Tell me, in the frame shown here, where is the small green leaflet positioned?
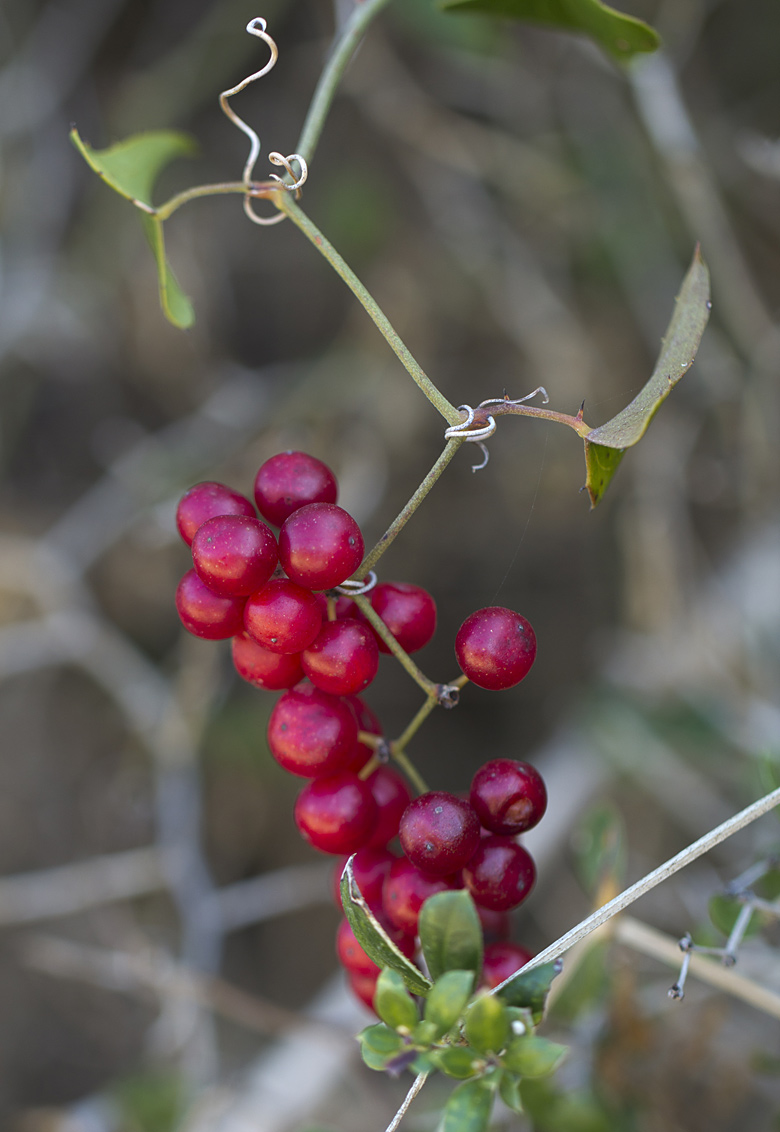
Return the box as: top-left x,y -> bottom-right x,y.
340,857 -> 432,996
70,128 -> 197,328
493,959 -> 560,1022
442,1078 -> 495,1132
583,247 -> 711,507
418,890 -> 483,982
439,0 -> 660,63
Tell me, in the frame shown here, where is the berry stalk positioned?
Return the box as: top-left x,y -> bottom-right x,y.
351,593 -> 438,697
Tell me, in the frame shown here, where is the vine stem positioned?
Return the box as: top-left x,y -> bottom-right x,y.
487,401 -> 592,437
277,195 -> 462,426
351,594 -> 437,697
360,439 -> 462,575
494,783 -> 780,994
296,0 -> 393,166
385,1070 -> 429,1132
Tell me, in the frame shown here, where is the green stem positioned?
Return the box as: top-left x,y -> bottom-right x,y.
392,749 -> 430,796
393,694 -> 438,755
351,594 -> 438,697
153,180 -> 270,221
489,402 -> 593,437
296,0 -> 393,166
277,195 -> 462,426
359,439 -> 463,575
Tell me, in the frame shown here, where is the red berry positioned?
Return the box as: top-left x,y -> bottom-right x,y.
476,906 -> 511,942
191,515 -> 278,597
176,481 -> 256,545
462,836 -> 536,912
279,503 -> 364,590
231,632 -> 303,691
365,766 -> 412,848
481,941 -> 534,989
382,857 -> 459,935
470,759 -> 547,835
368,582 -> 437,654
399,792 -> 481,876
244,579 -> 322,654
302,620 -> 379,696
294,772 -> 376,854
455,607 -> 536,691
333,845 -> 396,913
267,684 -> 358,777
337,918 -> 380,977
175,569 -> 246,639
254,451 -> 338,526
348,969 -> 379,1012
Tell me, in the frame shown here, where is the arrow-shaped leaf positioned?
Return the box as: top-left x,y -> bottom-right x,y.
439,0 -> 660,63
140,214 -> 195,329
70,128 -> 197,208
70,128 -> 197,329
583,247 -> 711,507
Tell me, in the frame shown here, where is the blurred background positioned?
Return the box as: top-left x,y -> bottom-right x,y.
1,0 -> 780,1128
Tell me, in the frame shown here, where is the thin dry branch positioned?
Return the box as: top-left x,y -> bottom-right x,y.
615,916 -> 780,1019
498,783 -> 780,989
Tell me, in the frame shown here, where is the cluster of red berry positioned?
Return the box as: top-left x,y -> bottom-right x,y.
174,451 -> 546,1011
338,756 -> 546,1009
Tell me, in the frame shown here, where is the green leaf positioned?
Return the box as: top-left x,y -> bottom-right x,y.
502,1034 -> 567,1077
498,1071 -> 524,1114
494,960 -> 561,1023
430,1046 -> 485,1079
141,214 -> 195,329
520,1080 -> 613,1132
412,1019 -> 440,1046
70,128 -> 198,329
360,1044 -> 397,1072
113,1071 -> 184,1132
341,859 -> 431,996
583,247 -> 711,507
425,970 -> 475,1036
442,1078 -> 495,1132
439,0 -> 660,62
464,993 -> 510,1055
70,127 -> 197,208
374,969 -> 420,1032
418,890 -> 483,982
582,442 -> 625,511
572,802 -> 627,897
358,1023 -> 405,1057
